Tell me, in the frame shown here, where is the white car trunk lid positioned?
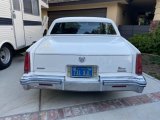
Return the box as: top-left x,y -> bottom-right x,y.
35,36 -> 131,55
33,36 -> 133,73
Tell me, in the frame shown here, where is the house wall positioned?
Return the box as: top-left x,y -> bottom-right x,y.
154,0 -> 160,21
42,8 -> 48,19
48,2 -> 127,25
116,4 -> 129,25
41,0 -> 49,18
41,0 -> 49,8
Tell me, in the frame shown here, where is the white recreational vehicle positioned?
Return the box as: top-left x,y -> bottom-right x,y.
0,0 -> 48,69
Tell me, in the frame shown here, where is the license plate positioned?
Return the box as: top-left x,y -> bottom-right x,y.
69,66 -> 95,78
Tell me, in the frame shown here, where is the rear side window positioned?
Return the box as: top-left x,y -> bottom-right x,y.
51,22 -> 117,35
23,0 -> 39,16
13,0 -> 20,11
23,0 -> 32,14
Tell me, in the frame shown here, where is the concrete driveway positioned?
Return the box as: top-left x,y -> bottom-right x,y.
0,54 -> 160,120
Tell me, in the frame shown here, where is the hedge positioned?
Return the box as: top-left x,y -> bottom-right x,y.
129,25 -> 160,55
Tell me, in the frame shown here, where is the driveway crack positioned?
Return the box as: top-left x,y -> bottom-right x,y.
38,89 -> 42,120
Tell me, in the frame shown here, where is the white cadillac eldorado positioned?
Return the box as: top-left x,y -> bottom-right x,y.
20,17 -> 146,93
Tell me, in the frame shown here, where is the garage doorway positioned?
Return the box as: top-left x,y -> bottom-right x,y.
48,8 -> 107,27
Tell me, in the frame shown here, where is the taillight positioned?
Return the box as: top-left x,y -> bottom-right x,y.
24,52 -> 30,73
136,54 -> 142,75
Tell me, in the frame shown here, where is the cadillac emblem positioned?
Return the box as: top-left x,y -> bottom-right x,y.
79,57 -> 85,63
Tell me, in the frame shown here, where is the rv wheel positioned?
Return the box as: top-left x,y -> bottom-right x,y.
0,45 -> 13,70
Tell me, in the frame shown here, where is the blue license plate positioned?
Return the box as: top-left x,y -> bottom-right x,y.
71,66 -> 93,78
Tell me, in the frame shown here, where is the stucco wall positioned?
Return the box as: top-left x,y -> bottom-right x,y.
42,8 -> 48,19
154,0 -> 160,21
48,2 -> 127,25
116,4 -> 130,25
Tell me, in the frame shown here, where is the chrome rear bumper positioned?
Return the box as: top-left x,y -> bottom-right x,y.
20,75 -> 146,93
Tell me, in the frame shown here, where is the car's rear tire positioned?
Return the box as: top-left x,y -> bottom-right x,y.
0,45 -> 13,70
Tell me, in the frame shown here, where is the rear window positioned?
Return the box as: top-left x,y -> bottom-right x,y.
51,22 -> 117,35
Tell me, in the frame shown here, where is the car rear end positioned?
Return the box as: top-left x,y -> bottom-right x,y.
20,17 -> 146,93
21,44 -> 146,93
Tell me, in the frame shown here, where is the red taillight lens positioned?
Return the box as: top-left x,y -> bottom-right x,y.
24,52 -> 30,73
136,54 -> 142,75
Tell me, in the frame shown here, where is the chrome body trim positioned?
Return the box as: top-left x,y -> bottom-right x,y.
20,74 -> 147,93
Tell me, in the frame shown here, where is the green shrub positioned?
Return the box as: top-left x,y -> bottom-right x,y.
129,25 -> 160,55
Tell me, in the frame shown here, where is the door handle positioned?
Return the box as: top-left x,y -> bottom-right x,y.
12,12 -> 16,19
